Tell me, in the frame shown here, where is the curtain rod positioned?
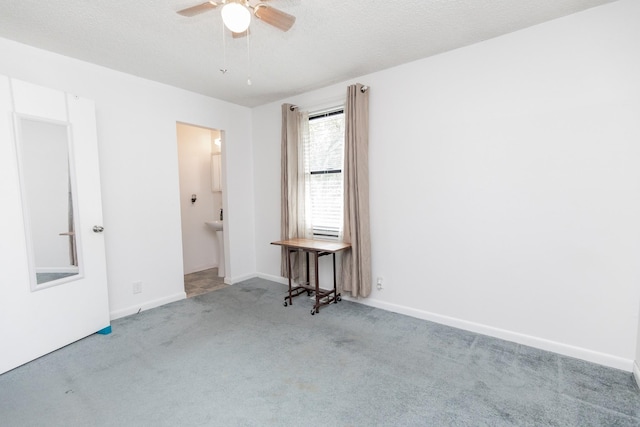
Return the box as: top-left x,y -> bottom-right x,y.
288,84 -> 368,111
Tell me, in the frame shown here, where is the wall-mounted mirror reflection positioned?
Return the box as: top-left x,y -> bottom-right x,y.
18,118 -> 80,288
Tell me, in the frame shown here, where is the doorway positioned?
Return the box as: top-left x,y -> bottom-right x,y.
176,122 -> 227,297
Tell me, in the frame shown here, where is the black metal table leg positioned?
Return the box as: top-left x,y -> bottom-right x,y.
314,251 -> 320,313
333,253 -> 340,303
284,248 -> 293,307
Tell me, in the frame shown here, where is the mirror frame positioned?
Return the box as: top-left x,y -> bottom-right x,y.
13,113 -> 84,291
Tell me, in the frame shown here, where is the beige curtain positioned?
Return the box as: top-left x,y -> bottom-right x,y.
341,84 -> 371,298
280,104 -> 309,279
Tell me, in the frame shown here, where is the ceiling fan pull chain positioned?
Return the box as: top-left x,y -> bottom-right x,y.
246,28 -> 252,85
220,21 -> 228,74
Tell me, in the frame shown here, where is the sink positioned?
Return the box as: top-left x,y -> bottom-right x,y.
205,220 -> 225,278
205,220 -> 223,231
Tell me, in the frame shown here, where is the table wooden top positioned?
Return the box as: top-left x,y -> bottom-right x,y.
271,238 -> 351,253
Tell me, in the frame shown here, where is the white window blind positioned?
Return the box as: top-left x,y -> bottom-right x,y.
305,109 -> 345,238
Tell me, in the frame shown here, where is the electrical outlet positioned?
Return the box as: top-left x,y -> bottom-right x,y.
376,277 -> 383,291
133,281 -> 142,294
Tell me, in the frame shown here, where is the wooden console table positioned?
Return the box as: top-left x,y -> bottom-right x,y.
271,238 -> 351,315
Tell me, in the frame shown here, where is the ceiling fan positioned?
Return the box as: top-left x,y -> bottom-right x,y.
177,0 -> 296,35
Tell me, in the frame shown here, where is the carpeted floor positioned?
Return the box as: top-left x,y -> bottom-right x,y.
0,278 -> 638,426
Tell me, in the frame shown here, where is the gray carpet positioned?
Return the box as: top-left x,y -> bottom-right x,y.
1,278 -> 639,426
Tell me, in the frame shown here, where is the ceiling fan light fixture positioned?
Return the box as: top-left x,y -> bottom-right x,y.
221,2 -> 251,33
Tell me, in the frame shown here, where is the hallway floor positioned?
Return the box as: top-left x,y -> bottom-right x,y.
184,268 -> 227,298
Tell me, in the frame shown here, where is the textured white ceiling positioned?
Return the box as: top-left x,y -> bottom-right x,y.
0,0 -> 617,107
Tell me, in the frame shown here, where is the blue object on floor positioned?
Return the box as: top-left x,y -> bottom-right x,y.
96,325 -> 112,335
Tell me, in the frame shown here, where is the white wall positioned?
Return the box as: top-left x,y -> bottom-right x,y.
0,37 -> 257,319
253,0 -> 640,370
177,124 -> 222,275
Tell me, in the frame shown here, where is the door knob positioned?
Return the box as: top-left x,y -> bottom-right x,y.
93,225 -> 104,233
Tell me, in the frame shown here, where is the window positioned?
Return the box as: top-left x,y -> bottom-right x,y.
305,108 -> 345,238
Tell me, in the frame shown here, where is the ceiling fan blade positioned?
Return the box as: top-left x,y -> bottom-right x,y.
253,4 -> 296,32
177,1 -> 220,17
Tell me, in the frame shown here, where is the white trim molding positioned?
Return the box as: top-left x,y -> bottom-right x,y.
257,272 -> 288,286
225,272 -> 258,285
342,296 -> 634,372
110,292 -> 186,320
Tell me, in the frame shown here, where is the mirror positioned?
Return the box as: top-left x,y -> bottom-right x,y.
17,117 -> 80,289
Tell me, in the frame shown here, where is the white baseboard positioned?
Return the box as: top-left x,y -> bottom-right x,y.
340,295 -> 634,372
109,292 -> 186,320
225,272 -> 258,285
257,272 -> 288,286
110,270 -> 635,372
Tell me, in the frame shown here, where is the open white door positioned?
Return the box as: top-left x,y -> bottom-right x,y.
0,76 -> 110,374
